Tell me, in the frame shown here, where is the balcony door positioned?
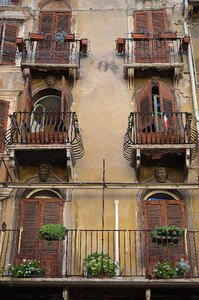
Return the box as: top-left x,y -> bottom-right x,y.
143,196 -> 186,277
16,197 -> 63,277
133,10 -> 168,63
36,12 -> 71,64
137,80 -> 176,144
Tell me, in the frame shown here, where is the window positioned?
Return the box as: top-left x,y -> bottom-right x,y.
0,0 -> 21,4
133,10 -> 168,63
0,23 -> 18,65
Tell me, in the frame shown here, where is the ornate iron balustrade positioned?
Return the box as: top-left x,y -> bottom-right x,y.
123,112 -> 198,162
124,38 -> 183,65
0,0 -> 21,5
21,39 -> 80,67
5,111 -> 84,161
0,228 -> 199,278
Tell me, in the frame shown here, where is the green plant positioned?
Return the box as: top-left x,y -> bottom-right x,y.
83,252 -> 118,277
8,260 -> 45,278
152,259 -> 191,279
39,224 -> 67,241
151,225 -> 184,244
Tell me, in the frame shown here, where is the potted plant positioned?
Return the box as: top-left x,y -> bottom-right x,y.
83,252 -> 118,277
8,260 -> 45,278
152,259 -> 190,279
151,225 -> 184,244
39,223 -> 67,241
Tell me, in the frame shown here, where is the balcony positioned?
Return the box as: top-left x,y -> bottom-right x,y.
0,228 -> 199,280
123,112 -> 198,170
0,0 -> 21,5
21,37 -> 81,76
4,111 -> 84,167
123,38 -> 183,84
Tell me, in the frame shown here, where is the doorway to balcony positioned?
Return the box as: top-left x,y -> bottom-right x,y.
15,190 -> 64,277
143,192 -> 187,277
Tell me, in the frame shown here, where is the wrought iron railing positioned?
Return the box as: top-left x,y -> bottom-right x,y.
124,38 -> 183,65
1,229 -> 199,278
21,39 -> 80,67
0,0 -> 21,5
4,111 -> 84,161
123,112 -> 198,162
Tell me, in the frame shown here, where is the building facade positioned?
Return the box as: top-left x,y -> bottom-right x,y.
0,0 -> 199,299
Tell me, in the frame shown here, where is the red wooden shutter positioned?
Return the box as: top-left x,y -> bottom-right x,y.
10,0 -> 21,4
1,24 -> 18,65
55,13 -> 71,63
159,81 -> 175,131
36,13 -> 54,63
16,198 -> 63,276
0,100 -> 9,153
144,199 -> 187,276
137,80 -> 153,133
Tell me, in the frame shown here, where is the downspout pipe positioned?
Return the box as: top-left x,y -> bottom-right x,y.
184,0 -> 199,135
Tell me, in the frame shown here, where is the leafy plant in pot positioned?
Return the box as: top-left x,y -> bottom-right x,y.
83,252 -> 119,277
152,259 -> 191,279
151,225 -> 184,245
8,260 -> 45,278
39,224 -> 67,241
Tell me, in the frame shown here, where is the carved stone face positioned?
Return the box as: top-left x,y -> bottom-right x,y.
155,167 -> 168,183
39,164 -> 50,182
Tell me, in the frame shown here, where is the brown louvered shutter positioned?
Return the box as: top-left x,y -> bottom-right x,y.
144,199 -> 187,276
54,13 -> 71,63
137,80 -> 153,132
16,198 -> 63,276
10,0 -> 21,4
17,199 -> 40,261
134,11 -> 151,62
134,10 -> 168,63
159,81 -> 176,131
36,13 -> 54,63
144,201 -> 165,276
1,24 -> 18,65
0,100 -> 9,153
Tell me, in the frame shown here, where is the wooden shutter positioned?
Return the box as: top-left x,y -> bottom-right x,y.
10,0 -> 21,4
137,80 -> 153,132
144,199 -> 186,276
134,10 -> 168,63
0,100 -> 9,153
16,198 -> 63,276
159,81 -> 175,131
1,24 -> 18,65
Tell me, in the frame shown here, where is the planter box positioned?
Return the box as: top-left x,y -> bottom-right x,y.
152,235 -> 181,244
15,37 -> 24,52
80,38 -> 89,55
159,32 -> 177,40
64,33 -> 75,42
116,38 -> 125,54
29,33 -> 45,41
182,35 -> 190,52
132,33 -> 150,40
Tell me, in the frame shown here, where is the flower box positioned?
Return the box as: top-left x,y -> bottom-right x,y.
15,37 -> 24,52
80,38 -> 89,55
132,33 -> 150,40
151,225 -> 184,245
116,38 -> 125,54
29,33 -> 45,41
182,35 -> 190,52
159,31 -> 177,40
64,33 -> 75,42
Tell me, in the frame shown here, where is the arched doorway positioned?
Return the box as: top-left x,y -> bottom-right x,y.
143,191 -> 187,276
15,190 -> 64,277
